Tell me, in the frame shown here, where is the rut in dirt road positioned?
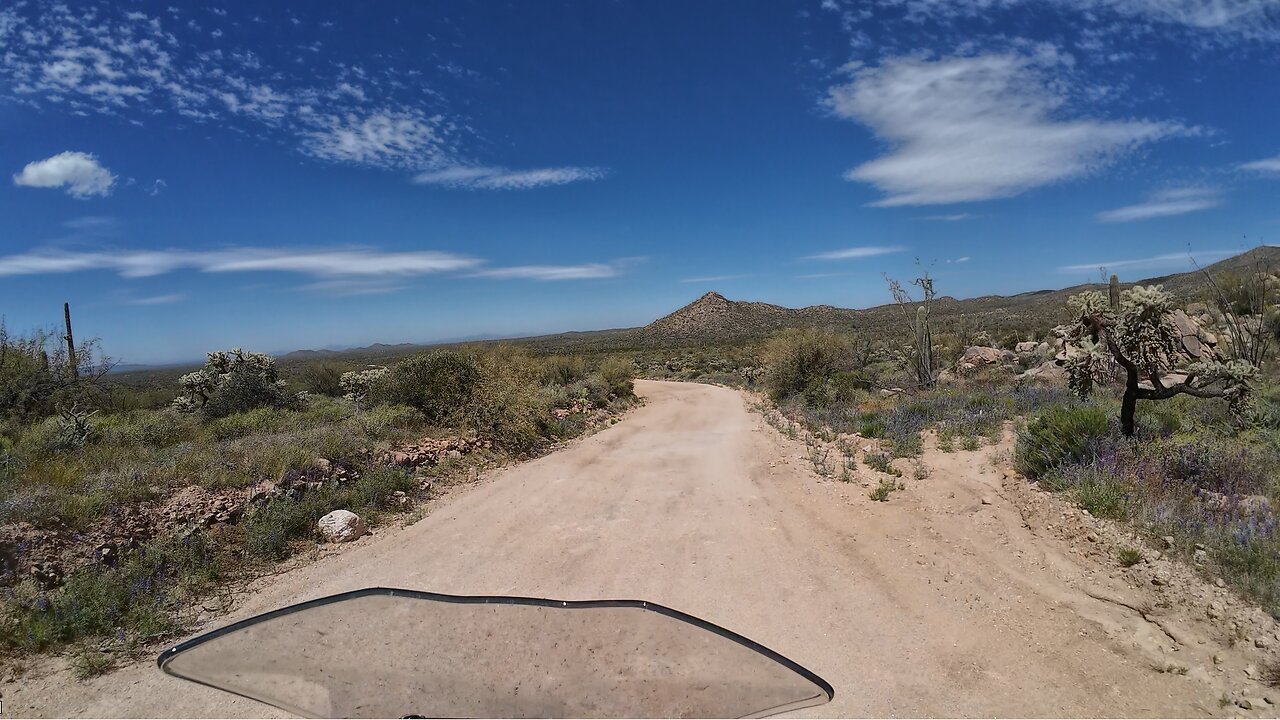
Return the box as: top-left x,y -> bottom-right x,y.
10,379 -> 1268,717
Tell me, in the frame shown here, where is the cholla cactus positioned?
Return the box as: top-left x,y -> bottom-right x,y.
1062,284 -> 1255,436
339,367 -> 388,408
173,348 -> 290,417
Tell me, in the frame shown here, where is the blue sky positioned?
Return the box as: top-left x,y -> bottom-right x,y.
1,0 -> 1278,363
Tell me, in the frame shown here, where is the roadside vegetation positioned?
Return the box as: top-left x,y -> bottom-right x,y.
744,261 -> 1280,621
0,327 -> 636,672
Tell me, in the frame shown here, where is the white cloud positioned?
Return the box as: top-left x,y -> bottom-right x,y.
0,247 -> 481,278
803,245 -> 906,261
297,279 -> 408,296
824,0 -> 1280,42
825,50 -> 1186,206
302,111 -> 452,170
0,5 -> 554,174
13,151 -> 116,198
1079,0 -> 1280,40
125,293 -> 186,305
947,256 -> 971,263
1057,249 -> 1237,273
413,165 -> 607,190
1240,154 -> 1280,174
470,263 -> 622,281
923,213 -> 979,221
0,246 -> 637,283
63,216 -> 118,232
1095,187 -> 1222,222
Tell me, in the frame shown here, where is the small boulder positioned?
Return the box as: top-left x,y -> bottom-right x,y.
318,510 -> 367,543
960,346 -> 1003,366
1015,341 -> 1038,355
1022,360 -> 1067,385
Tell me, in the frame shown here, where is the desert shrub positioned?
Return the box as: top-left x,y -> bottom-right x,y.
1117,547 -> 1144,567
0,321 -> 111,431
173,349 -> 293,419
865,451 -> 901,477
760,328 -> 853,403
205,406 -> 292,441
460,371 -> 545,452
350,403 -> 427,438
12,416 -> 83,458
1015,402 -> 1111,479
95,409 -> 195,448
869,477 -> 901,501
543,355 -> 587,386
241,465 -> 414,560
597,357 -> 636,397
298,361 -> 351,397
373,351 -> 479,424
579,376 -> 613,408
1055,464 -> 1130,519
1,530 -> 230,651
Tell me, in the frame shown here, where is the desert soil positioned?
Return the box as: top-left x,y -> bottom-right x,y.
5,379 -> 1279,717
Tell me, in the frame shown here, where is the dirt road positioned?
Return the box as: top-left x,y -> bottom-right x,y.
10,380 -> 1277,716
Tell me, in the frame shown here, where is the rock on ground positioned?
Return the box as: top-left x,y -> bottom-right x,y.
317,510 -> 367,543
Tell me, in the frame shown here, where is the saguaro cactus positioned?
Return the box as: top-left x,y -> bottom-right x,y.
63,302 -> 78,380
1108,274 -> 1120,311
915,305 -> 934,387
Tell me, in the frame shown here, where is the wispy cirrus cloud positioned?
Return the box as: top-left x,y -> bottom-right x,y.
1095,186 -> 1222,222
470,263 -> 626,281
1240,154 -> 1280,175
412,165 -> 608,190
0,3 -> 463,171
825,49 -> 1187,206
0,3 -> 592,181
124,293 -> 186,305
1057,249 -> 1237,273
0,246 -> 638,286
820,0 -> 1280,45
922,213 -> 979,221
13,151 -> 116,198
802,245 -> 906,261
0,247 -> 481,279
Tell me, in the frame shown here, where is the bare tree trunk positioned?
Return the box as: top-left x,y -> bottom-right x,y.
1121,366 -> 1138,437
64,302 -> 79,381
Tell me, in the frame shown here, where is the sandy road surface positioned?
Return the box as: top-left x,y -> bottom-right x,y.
8,380 -> 1276,717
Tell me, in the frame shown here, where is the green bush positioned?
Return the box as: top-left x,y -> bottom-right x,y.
1015,403 -> 1111,479
373,351 -> 480,424
173,350 -> 293,419
241,465 -> 415,560
597,357 -> 636,397
350,403 -> 427,439
205,407 -> 292,441
2,531 -> 229,651
297,361 -> 351,397
760,328 -> 854,403
543,356 -> 588,386
460,372 -> 545,452
1068,467 -> 1129,519
95,409 -> 195,448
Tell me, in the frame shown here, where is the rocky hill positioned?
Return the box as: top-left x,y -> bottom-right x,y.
624,245 -> 1280,347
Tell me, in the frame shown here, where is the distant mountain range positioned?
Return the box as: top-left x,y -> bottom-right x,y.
524,246 -> 1279,350
108,246 -> 1277,378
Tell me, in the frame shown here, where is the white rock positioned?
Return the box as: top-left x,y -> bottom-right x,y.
318,509 -> 367,543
